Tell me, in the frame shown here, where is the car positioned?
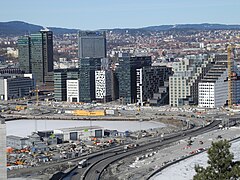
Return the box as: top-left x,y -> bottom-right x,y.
78,159 -> 87,168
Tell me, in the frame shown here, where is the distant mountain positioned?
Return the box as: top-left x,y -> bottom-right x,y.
0,21 -> 78,36
1,21 -> 240,37
141,23 -> 240,31
0,21 -> 43,36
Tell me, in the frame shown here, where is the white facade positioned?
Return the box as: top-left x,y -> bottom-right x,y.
198,66 -> 228,108
54,126 -> 104,141
0,119 -> 7,179
95,70 -> 112,101
67,79 -> 80,102
198,83 -> 215,108
136,68 -> 143,106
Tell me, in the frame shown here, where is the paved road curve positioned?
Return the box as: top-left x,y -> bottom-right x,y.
69,120 -> 220,180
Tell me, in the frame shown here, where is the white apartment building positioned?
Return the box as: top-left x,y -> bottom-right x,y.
169,55 -> 213,106
95,70 -> 112,102
67,79 -> 80,102
198,69 -> 228,108
199,60 -> 240,108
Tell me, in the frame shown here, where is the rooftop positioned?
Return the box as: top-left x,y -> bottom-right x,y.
7,135 -> 27,140
56,126 -> 103,132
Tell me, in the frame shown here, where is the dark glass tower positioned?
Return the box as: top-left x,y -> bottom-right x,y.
30,33 -> 44,84
78,31 -> 106,58
116,55 -> 152,104
54,68 -> 79,101
18,29 -> 53,85
78,57 -> 101,102
18,36 -> 31,73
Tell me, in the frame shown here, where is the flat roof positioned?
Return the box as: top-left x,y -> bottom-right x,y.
56,126 -> 103,132
7,135 -> 27,140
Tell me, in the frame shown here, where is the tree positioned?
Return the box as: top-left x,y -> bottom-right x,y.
194,140 -> 240,180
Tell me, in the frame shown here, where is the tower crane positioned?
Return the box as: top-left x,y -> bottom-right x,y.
227,44 -> 240,108
227,45 -> 233,108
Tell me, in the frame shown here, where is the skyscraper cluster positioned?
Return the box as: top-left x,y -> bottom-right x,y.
16,29 -> 240,108
53,30 -> 172,105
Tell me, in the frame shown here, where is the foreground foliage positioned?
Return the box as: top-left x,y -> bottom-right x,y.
194,140 -> 240,180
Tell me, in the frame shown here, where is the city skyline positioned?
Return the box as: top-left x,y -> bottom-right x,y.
1,0 -> 240,30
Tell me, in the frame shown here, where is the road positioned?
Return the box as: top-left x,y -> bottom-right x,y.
65,120 -> 220,180
8,145 -> 123,178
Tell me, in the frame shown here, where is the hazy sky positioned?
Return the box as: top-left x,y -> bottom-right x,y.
1,0 -> 240,30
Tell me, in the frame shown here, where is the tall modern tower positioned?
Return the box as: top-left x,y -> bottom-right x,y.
18,28 -> 53,85
116,54 -> 152,104
18,36 -> 31,73
78,31 -> 106,58
78,57 -> 101,102
0,117 -> 6,179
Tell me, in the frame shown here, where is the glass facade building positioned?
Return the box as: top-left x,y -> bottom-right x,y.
136,66 -> 172,106
54,68 -> 79,101
17,29 -> 53,85
78,31 -> 106,58
78,58 -> 101,102
54,69 -> 67,101
116,55 -> 151,104
18,36 -> 31,73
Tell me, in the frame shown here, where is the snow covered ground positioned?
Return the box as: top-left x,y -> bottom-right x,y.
152,140 -> 240,180
6,120 -> 165,137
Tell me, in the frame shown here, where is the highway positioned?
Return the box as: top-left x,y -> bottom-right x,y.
64,120 -> 220,180
8,145 -> 124,178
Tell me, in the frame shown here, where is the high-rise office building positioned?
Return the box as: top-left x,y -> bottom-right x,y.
0,117 -> 6,179
67,79 -> 80,102
78,31 -> 106,58
54,68 -> 79,101
95,70 -> 113,102
18,36 -> 31,73
116,54 -> 152,104
136,66 -> 172,106
18,29 -> 53,85
54,69 -> 67,101
78,57 -> 101,102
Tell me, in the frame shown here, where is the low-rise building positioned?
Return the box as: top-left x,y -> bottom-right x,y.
54,126 -> 104,141
0,75 -> 34,100
7,135 -> 28,150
